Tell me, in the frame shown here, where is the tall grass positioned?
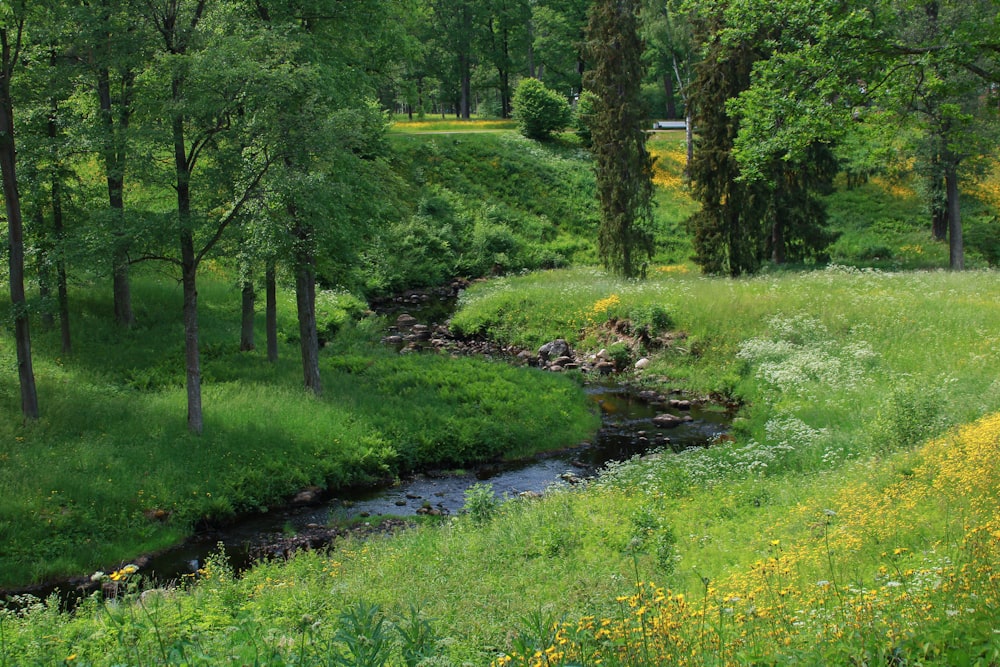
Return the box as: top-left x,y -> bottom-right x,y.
0,271 -> 597,587
3,268 -> 998,665
453,267 -> 1000,469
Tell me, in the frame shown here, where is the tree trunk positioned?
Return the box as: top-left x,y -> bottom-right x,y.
527,19 -> 535,78
48,98 -> 71,354
173,76 -> 203,433
240,277 -> 255,351
265,262 -> 278,362
945,163 -> 963,270
663,72 -> 677,119
98,66 -> 135,327
685,111 -> 693,175
181,234 -> 203,434
0,40 -> 39,420
295,247 -> 322,394
930,172 -> 947,241
35,207 -> 56,331
52,168 -> 71,355
771,220 -> 786,264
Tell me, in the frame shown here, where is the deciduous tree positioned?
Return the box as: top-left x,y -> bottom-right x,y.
1,0 -> 39,420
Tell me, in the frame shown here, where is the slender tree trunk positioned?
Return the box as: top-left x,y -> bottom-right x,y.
52,168 -> 71,355
0,38 -> 39,420
36,207 -> 56,331
240,277 -> 255,351
685,112 -> 693,173
930,174 -> 948,241
527,18 -> 535,78
499,68 -> 511,118
181,234 -> 203,434
294,242 -> 321,394
98,66 -> 135,327
48,96 -> 71,354
945,163 -> 963,270
173,77 -> 203,433
265,261 -> 278,362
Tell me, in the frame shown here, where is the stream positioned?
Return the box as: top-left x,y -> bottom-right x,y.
3,289 -> 732,604
135,384 -> 730,587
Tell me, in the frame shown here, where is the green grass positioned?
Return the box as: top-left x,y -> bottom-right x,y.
3,268 -> 999,665
452,267 -> 1000,459
389,116 -> 518,133
0,271 -> 598,588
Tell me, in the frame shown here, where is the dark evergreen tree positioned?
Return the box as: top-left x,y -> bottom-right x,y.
685,10 -> 765,276
584,0 -> 654,278
686,4 -> 835,276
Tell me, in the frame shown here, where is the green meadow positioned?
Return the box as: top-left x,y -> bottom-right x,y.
2,124 -> 1000,664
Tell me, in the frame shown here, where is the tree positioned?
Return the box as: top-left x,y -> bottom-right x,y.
532,0 -> 590,95
431,0 -> 477,118
137,0 -> 275,433
585,0 -> 654,278
726,0 -> 1000,270
1,1 -> 39,420
642,0 -> 697,165
512,76 -> 570,140
684,0 -> 838,275
684,8 -> 768,276
481,0 -> 530,118
250,0 -> 396,396
80,0 -> 147,327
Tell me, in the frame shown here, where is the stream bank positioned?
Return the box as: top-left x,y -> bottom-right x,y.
1,289 -> 733,605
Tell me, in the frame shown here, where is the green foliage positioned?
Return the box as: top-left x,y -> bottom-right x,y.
573,90 -> 598,148
585,0 -> 655,278
367,133 -> 598,294
332,601 -> 392,666
462,483 -> 501,524
512,77 -> 572,141
0,272 -> 597,587
870,381 -> 946,454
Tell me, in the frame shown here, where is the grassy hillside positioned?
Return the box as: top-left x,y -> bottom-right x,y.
0,272 -> 598,588
376,123 -> 999,283
3,269 -> 999,665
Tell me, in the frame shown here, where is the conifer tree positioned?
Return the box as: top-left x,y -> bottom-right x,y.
685,5 -> 835,276
585,0 -> 654,278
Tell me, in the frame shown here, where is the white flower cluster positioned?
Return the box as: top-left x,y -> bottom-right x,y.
737,314 -> 879,400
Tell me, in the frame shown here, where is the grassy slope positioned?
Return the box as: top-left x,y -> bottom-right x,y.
0,273 -> 598,588
4,269 -> 998,666
4,123 -> 1000,664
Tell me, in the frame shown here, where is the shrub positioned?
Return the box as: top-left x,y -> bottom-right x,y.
574,90 -> 598,148
463,483 -> 501,523
513,78 -> 571,141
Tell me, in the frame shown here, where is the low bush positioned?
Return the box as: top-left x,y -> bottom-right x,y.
512,78 -> 572,141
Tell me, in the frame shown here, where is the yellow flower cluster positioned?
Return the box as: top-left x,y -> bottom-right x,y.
585,294 -> 621,324
973,168 -> 1000,208
655,264 -> 690,274
648,145 -> 688,193
110,564 -> 139,581
498,413 -> 1000,666
870,176 -> 916,199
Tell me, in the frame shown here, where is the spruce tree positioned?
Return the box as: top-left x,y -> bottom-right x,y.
585,0 -> 654,278
685,13 -> 768,276
686,7 -> 836,276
